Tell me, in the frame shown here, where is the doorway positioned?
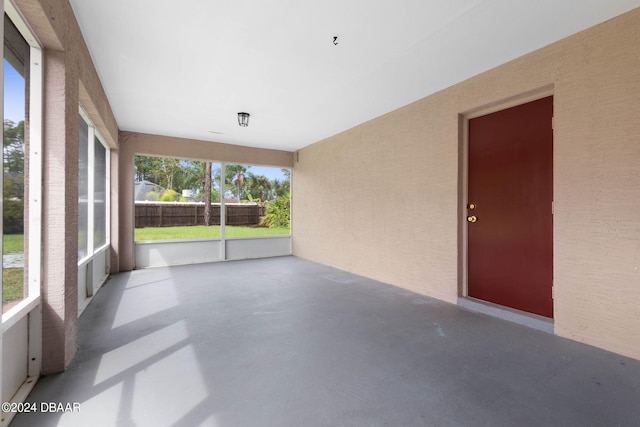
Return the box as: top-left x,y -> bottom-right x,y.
466,96 -> 553,318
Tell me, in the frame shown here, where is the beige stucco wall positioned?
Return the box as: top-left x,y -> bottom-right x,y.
15,0 -> 119,372
118,131 -> 294,271
293,9 -> 640,360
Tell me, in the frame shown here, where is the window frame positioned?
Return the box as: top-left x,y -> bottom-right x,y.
1,1 -> 43,324
78,108 -> 110,266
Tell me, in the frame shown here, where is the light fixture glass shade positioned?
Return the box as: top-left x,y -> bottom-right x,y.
238,112 -> 250,127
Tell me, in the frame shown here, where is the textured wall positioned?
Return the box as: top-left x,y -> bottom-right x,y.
552,11 -> 640,358
293,9 -> 640,359
293,95 -> 459,303
41,49 -> 80,373
118,131 -> 294,271
15,0 -> 119,373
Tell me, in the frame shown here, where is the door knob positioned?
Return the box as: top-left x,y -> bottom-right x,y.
467,215 -> 477,223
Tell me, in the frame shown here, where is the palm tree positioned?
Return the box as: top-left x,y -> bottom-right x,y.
225,164 -> 249,201
203,162 -> 212,225
247,174 -> 271,202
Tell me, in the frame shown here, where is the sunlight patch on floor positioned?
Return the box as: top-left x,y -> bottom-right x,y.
132,345 -> 211,426
94,321 -> 189,386
90,320 -> 213,425
59,381 -> 124,426
111,274 -> 179,329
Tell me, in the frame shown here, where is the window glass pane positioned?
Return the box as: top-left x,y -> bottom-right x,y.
224,164 -> 290,237
78,117 -> 89,259
3,14 -> 29,312
93,137 -> 106,249
134,155 -> 223,240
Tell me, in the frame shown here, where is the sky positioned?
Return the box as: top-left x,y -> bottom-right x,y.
243,165 -> 289,182
3,59 -> 25,123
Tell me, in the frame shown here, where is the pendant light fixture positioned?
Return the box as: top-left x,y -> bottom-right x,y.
237,112 -> 250,127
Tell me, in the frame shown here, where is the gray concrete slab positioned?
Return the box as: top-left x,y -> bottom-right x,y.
11,256 -> 640,426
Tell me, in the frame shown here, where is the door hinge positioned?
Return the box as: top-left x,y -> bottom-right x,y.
552,116 -> 555,130
552,201 -> 554,214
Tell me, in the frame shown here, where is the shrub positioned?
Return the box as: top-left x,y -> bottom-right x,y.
160,189 -> 180,202
145,191 -> 160,201
3,199 -> 24,234
260,195 -> 290,228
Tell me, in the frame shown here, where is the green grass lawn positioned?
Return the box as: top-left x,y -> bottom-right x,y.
2,235 -> 25,305
3,234 -> 24,254
135,225 -> 290,241
2,268 -> 24,305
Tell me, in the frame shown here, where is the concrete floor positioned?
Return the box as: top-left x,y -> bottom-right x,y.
12,256 -> 640,427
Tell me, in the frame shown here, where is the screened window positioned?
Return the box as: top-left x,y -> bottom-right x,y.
78,113 -> 109,263
133,157 -> 290,241
134,156 -> 223,240
3,14 -> 28,312
78,117 -> 89,259
224,164 -> 290,237
93,136 -> 107,248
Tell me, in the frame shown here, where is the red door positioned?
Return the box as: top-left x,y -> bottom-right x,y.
467,96 -> 553,318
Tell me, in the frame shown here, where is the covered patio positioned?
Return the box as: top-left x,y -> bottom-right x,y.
12,257 -> 640,426
2,1 -> 640,426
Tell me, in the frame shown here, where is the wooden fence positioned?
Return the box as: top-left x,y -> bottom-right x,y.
135,202 -> 266,227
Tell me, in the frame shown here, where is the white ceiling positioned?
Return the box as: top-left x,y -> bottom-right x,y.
69,0 -> 640,152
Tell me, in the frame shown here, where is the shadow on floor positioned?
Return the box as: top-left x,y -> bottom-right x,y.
11,256 -> 640,426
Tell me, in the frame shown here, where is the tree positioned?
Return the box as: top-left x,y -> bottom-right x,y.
178,160 -> 205,194
204,162 -> 212,225
134,155 -> 162,183
162,158 -> 182,190
225,164 -> 249,201
246,174 -> 271,202
133,155 -> 188,192
3,120 -> 25,234
4,120 -> 25,174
